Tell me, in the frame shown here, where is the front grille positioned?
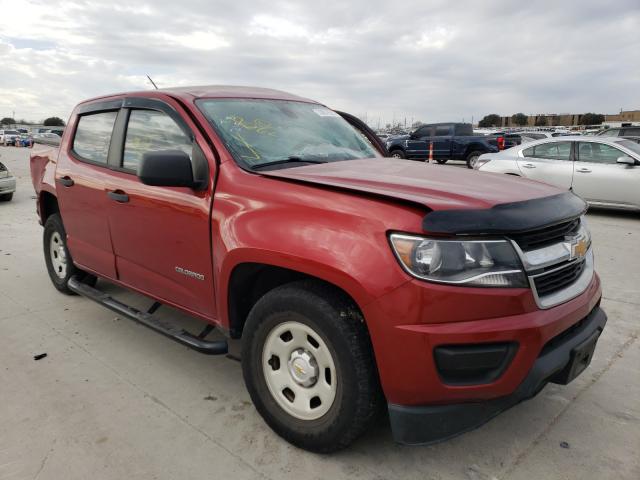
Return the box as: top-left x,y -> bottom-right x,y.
511,218 -> 580,251
533,259 -> 586,297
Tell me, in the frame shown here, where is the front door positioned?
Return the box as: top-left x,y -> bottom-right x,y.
572,141 -> 640,208
55,107 -> 119,278
516,141 -> 574,189
104,99 -> 217,319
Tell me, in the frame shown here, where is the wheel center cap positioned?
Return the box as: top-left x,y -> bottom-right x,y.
288,349 -> 318,387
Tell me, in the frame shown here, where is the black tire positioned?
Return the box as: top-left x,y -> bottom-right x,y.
43,213 -> 96,294
435,159 -> 448,164
389,149 -> 406,159
0,192 -> 13,201
241,281 -> 382,453
466,150 -> 483,169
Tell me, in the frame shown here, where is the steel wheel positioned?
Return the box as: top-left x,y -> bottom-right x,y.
49,231 -> 68,279
262,320 -> 337,420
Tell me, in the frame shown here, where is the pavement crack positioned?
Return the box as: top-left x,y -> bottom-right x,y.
602,296 -> 640,307
33,443 -> 54,480
501,330 -> 639,478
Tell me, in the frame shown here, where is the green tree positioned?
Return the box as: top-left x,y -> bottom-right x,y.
580,113 -> 605,125
43,116 -> 65,127
1,117 -> 16,125
534,116 -> 547,127
478,114 -> 501,128
511,112 -> 528,126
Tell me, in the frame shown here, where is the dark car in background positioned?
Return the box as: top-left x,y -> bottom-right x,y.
385,122 -> 502,168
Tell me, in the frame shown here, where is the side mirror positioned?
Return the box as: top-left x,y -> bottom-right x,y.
410,132 -> 419,139
616,155 -> 636,166
138,150 -> 196,187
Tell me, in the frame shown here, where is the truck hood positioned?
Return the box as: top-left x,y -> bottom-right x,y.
259,158 -> 563,212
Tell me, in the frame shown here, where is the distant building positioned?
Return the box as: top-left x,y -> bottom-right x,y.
497,109 -> 639,128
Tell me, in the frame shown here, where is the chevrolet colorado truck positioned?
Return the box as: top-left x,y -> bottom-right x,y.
30,86 -> 606,452
385,122 -> 503,168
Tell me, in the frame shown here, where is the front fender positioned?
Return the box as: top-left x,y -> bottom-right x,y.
210,164 -> 424,330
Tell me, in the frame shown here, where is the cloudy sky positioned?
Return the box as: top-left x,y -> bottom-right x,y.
0,0 -> 638,127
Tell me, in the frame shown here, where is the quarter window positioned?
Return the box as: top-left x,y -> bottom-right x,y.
524,142 -> 571,160
123,110 -> 192,171
578,142 -> 625,164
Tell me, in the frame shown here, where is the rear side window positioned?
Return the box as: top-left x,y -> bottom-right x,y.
454,124 -> 473,135
122,110 -> 192,171
623,127 -> 640,136
73,111 -> 118,164
599,129 -> 618,137
524,142 -> 572,160
435,126 -> 451,136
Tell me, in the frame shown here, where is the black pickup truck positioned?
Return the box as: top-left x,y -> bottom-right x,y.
385,123 -> 502,168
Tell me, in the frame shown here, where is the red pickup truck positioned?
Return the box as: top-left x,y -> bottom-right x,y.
30,86 -> 606,452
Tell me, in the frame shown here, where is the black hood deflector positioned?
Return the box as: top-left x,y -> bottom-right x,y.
422,192 -> 587,235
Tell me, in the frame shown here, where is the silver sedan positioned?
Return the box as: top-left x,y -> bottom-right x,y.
0,161 -> 16,202
474,137 -> 640,211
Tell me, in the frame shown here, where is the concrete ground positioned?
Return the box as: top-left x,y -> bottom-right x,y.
0,146 -> 638,480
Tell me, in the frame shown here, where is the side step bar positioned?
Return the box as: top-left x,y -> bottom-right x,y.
68,276 -> 228,355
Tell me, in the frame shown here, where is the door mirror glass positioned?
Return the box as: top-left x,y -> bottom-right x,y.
138,150 -> 195,188
616,155 -> 636,166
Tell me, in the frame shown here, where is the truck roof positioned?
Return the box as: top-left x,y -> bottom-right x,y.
79,85 -> 318,106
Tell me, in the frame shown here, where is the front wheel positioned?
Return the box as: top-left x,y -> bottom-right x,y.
435,159 -> 448,164
241,281 -> 382,452
466,151 -> 483,169
43,214 -> 96,294
0,193 -> 13,201
389,149 -> 406,159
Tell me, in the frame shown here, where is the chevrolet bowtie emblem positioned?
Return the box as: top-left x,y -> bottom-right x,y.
568,236 -> 588,260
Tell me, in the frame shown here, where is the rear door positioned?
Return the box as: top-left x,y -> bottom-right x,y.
103,97 -> 218,319
516,141 -> 574,189
432,125 -> 453,159
55,102 -> 120,278
572,141 -> 640,208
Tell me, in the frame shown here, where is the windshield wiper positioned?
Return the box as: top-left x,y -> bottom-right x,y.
251,156 -> 327,170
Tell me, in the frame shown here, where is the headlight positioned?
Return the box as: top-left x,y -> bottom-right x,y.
389,234 -> 528,287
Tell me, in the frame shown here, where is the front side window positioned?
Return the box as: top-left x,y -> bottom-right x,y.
577,142 -> 626,164
197,99 -> 380,169
123,110 -> 192,171
73,111 -> 118,164
527,142 -> 572,160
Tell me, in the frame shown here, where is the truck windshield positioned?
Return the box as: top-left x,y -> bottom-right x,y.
197,99 -> 380,169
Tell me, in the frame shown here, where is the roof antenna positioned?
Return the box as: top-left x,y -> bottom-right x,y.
146,75 -> 158,90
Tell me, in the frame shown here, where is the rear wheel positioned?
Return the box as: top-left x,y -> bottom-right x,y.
43,214 -> 96,294
0,193 -> 13,201
389,149 -> 406,159
466,150 -> 483,169
435,159 -> 448,164
241,281 -> 382,452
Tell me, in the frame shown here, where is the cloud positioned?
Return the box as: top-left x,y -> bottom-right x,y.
0,0 -> 638,126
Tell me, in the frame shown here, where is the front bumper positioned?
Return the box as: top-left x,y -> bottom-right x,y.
388,304 -> 606,445
0,176 -> 16,194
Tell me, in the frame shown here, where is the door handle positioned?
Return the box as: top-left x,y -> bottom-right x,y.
522,163 -> 536,169
107,190 -> 129,203
576,168 -> 592,173
58,176 -> 74,187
